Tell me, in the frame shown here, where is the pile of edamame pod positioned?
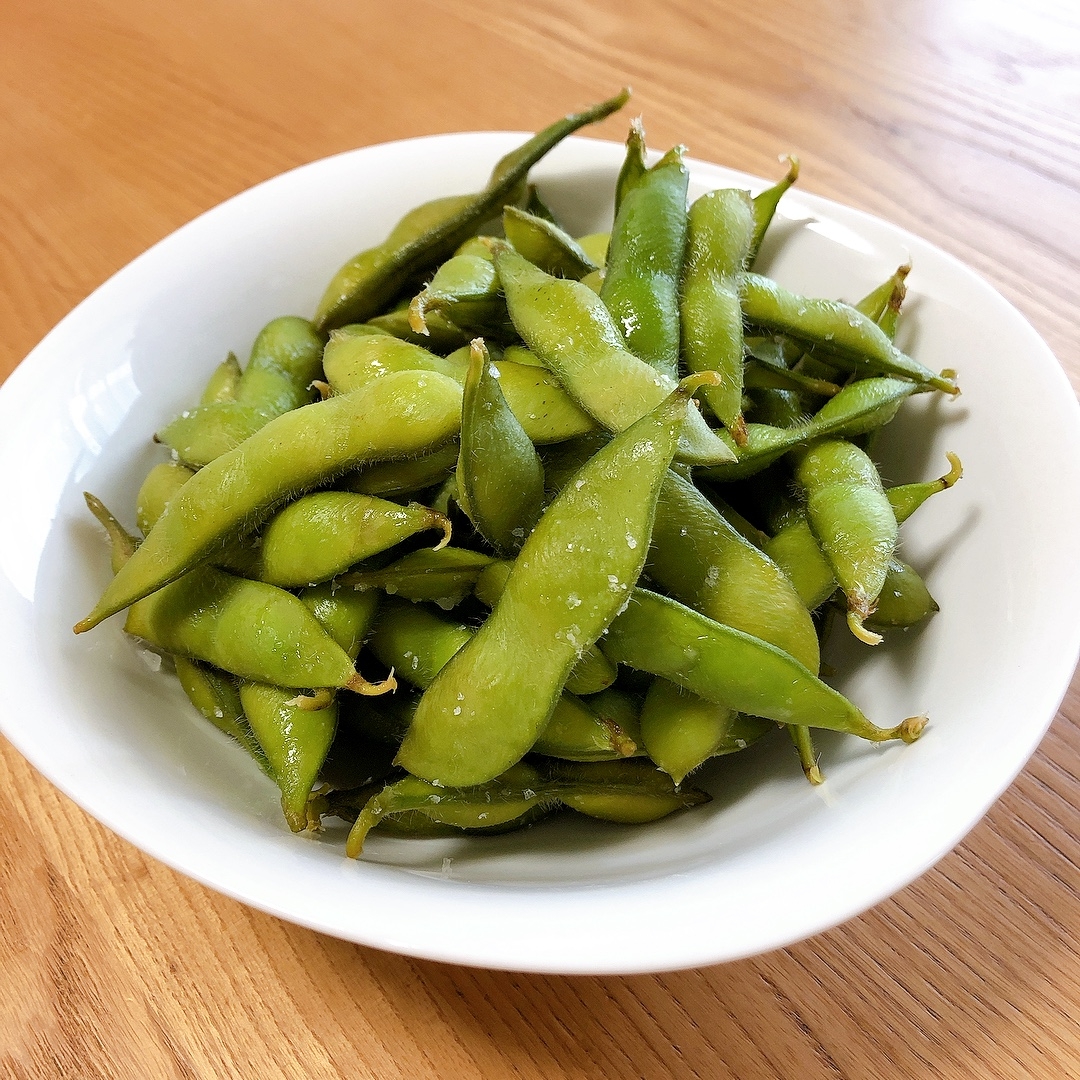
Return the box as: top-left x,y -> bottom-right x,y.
77,90 -> 962,857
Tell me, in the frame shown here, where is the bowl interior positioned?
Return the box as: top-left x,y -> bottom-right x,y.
2,133 -> 1078,973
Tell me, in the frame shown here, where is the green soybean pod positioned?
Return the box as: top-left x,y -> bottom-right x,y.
495,246 -> 735,466
157,317 -> 324,467
648,470 -> 820,672
369,599 -> 473,689
342,547 -> 494,609
135,462 -> 196,539
472,558 -> 617,697
748,155 -> 799,267
343,443 -> 461,497
457,339 -> 545,555
613,117 -> 648,219
741,273 -> 958,395
680,187 -> 754,442
576,233 -> 610,267
503,206 -> 599,280
639,678 -> 772,785
240,681 -> 337,833
234,316 -> 325,417
314,89 -> 630,331
407,254 -> 504,337
255,492 -> 451,587
524,183 -> 560,224
326,333 -> 596,445
763,512 -> 837,611
546,759 -> 710,824
345,762 -> 552,857
793,438 -> 898,645
173,657 -> 269,770
83,492 -> 138,575
199,352 -> 242,404
396,376 -> 711,787
603,589 -> 925,743
76,369 -> 464,632
866,558 -> 938,628
533,694 -> 636,761
601,143 -> 689,380
123,565 -> 387,692
888,452 -> 963,523
697,376 -> 917,482
366,303 -> 473,352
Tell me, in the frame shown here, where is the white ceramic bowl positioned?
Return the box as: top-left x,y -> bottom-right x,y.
1,133 -> 1078,975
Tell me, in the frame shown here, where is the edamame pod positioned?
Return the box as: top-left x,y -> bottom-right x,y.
366,304 -> 472,352
397,376 -> 711,786
83,492 -> 137,574
315,90 -> 630,331
741,274 -> 958,395
255,492 -> 451,587
866,558 -> 938,628
342,547 -> 493,609
343,443 -> 460,497
544,760 -> 710,824
199,352 -> 242,404
793,438 -> 898,645
502,206 -> 598,280
496,247 -> 736,466
240,681 -> 337,832
613,117 -> 648,219
748,156 -> 799,267
680,187 -> 754,441
173,657 -> 268,770
325,333 -> 595,445
472,558 -> 618,697
602,589 -> 925,743
457,339 -> 544,555
639,678 -> 771,784
77,370 -> 464,631
888,452 -> 963,523
124,565 -> 385,692
697,377 -> 917,482
601,143 -> 689,379
346,762 -> 552,856
408,254 -> 505,337
157,317 -> 324,467
648,471 -> 820,671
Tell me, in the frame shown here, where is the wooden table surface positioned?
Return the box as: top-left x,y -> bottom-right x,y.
2,1 -> 1079,1076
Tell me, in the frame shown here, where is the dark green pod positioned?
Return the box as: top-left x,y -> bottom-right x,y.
602,144 -> 689,380
314,90 -> 630,331
503,206 -> 598,280
457,340 -> 545,555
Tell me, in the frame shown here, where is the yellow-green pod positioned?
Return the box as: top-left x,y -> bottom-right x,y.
639,678 -> 772,784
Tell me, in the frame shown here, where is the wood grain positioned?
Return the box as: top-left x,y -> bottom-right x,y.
2,0 -> 1079,1076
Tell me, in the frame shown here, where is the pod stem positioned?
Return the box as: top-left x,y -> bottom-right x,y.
941,451 -> 963,488
347,669 -> 398,696
407,293 -> 432,336
847,610 -> 884,646
286,688 -> 335,711
602,719 -> 638,758
429,510 -> 453,551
